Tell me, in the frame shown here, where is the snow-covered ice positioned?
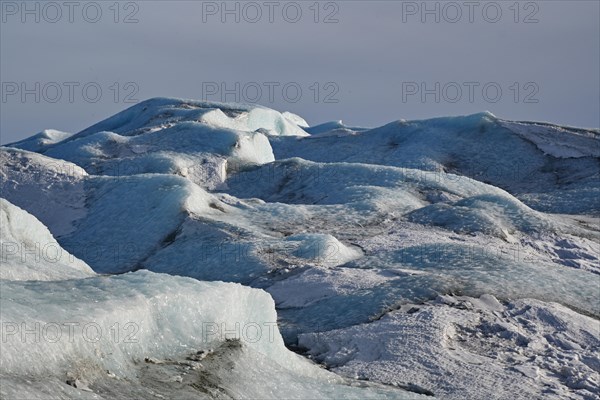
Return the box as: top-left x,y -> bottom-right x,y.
0,198 -> 94,281
1,98 -> 598,399
299,294 -> 600,400
0,147 -> 88,236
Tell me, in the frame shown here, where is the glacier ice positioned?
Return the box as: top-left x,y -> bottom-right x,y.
271,112 -> 600,215
5,129 -> 74,153
0,270 -> 418,399
298,295 -> 600,400
0,147 -> 88,236
1,98 -> 599,399
0,198 -> 94,281
0,202 -> 417,399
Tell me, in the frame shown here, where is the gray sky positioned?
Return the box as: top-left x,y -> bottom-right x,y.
1,0 -> 599,144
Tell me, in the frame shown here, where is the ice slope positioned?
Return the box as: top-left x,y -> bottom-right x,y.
0,271 -> 420,399
0,198 -> 94,281
274,246 -> 600,342
283,233 -> 362,267
0,149 -> 368,278
3,114 -> 597,292
2,100 -> 599,399
0,147 -> 88,236
0,184 -> 417,399
0,146 -> 260,276
62,98 -> 309,139
58,173 -> 235,274
225,158 -> 596,253
225,158 -> 547,222
5,98 -> 311,189
4,129 -> 73,153
299,295 -> 600,400
139,199 -> 361,283
271,112 -> 600,215
0,147 -> 237,274
41,122 -> 274,188
500,120 -> 600,158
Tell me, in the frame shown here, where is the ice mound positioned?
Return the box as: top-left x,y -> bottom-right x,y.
0,270 -> 417,399
141,211 -> 363,284
0,198 -> 94,281
92,150 -> 228,190
0,147 -> 239,274
407,193 -> 554,241
298,295 -> 600,400
2,100 -> 598,398
304,120 -> 369,137
368,241 -> 600,314
0,147 -> 88,236
272,112 -> 600,215
0,271 -> 294,378
5,129 -> 73,153
225,157 -> 585,242
142,218 -> 269,283
267,267 -> 395,308
282,111 -> 309,128
42,121 -> 274,187
62,97 -> 309,139
5,98 -> 314,187
226,157 -> 491,209
500,120 -> 600,158
284,233 -> 362,267
200,107 -> 309,136
270,217 -> 599,340
59,174 -> 226,274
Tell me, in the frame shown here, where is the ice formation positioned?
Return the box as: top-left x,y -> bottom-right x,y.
0,198 -> 93,281
1,98 -> 599,399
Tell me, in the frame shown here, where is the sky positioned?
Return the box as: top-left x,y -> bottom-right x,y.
1,0 -> 599,144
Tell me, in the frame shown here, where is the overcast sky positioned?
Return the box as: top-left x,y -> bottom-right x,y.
1,0 -> 599,144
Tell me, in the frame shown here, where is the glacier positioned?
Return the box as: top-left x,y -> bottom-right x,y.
1,97 -> 599,399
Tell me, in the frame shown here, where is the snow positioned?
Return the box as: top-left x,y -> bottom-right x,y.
42,122 -> 274,188
283,233 -> 362,267
1,99 -> 599,399
0,270 -> 420,399
0,147 -> 88,236
282,111 -> 310,128
500,120 -> 600,158
63,98 -> 309,139
271,112 -> 600,215
6,129 -> 73,153
0,198 -> 94,281
298,295 -> 600,400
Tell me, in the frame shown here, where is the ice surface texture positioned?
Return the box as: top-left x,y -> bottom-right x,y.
2,98 -> 599,399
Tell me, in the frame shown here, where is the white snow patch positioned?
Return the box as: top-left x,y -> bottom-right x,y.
5,129 -> 73,152
299,295 -> 600,400
0,198 -> 94,281
283,233 -> 362,267
500,120 -> 600,158
0,270 -> 418,399
0,147 -> 88,236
